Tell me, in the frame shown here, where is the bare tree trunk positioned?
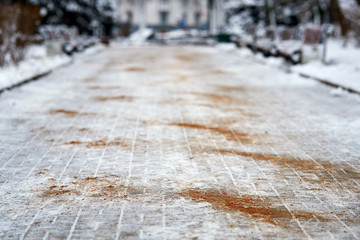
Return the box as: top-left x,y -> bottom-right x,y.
269,0 -> 276,26
264,0 -> 270,26
264,0 -> 276,26
0,3 -> 40,67
330,0 -> 350,37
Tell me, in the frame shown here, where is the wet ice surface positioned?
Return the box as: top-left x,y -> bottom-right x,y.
0,45 -> 359,239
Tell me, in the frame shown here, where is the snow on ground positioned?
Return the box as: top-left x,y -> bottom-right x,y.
293,39 -> 360,92
0,44 -> 106,91
0,45 -> 359,239
0,45 -> 71,90
220,43 -> 287,70
225,39 -> 360,93
127,28 -> 154,45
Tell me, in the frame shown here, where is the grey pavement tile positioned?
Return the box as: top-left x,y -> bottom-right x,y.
0,46 -> 359,239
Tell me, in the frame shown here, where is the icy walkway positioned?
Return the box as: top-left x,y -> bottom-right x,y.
0,46 -> 359,239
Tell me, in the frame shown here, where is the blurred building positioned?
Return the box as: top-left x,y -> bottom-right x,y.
116,0 -> 209,30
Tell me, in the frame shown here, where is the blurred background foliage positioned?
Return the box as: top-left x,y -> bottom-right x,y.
0,0 -> 116,66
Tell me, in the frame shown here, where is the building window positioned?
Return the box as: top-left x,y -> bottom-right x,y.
179,13 -> 187,27
159,11 -> 169,26
127,11 -> 133,23
195,12 -> 201,27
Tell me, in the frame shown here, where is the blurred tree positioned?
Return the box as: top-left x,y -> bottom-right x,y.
275,0 -> 356,37
329,0 -> 350,36
0,1 -> 40,66
264,0 -> 276,26
226,0 -> 359,44
29,0 -> 116,37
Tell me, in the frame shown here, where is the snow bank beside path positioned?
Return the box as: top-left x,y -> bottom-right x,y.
220,40 -> 360,93
0,44 -> 105,91
0,45 -> 71,90
127,28 -> 154,45
293,40 -> 360,92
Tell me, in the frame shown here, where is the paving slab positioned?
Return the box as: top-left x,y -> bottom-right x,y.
0,45 -> 359,239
